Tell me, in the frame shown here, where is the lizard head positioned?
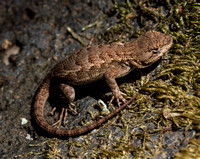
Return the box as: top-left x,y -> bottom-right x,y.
133,31 -> 173,68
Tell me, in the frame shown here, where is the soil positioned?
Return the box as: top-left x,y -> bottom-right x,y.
0,0 -> 114,158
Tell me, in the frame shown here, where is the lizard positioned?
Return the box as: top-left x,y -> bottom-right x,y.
32,31 -> 173,137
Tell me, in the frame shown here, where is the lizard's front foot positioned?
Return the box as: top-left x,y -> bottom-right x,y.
109,89 -> 127,106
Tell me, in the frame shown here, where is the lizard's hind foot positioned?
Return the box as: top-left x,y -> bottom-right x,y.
51,108 -> 66,127
51,103 -> 78,127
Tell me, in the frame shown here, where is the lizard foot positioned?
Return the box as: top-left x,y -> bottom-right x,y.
52,107 -> 66,127
109,90 -> 127,106
51,103 -> 77,127
50,107 -> 56,115
68,102 -> 78,115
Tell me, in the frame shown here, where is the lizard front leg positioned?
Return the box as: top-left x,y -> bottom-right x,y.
104,65 -> 131,106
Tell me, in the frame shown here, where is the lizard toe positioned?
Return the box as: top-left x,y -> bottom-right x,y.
109,91 -> 127,106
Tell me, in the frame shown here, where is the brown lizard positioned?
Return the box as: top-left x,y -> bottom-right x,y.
32,31 -> 173,137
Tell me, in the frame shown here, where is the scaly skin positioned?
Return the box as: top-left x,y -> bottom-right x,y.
32,31 -> 173,137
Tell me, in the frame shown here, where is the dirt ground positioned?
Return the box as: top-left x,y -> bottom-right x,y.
0,0 -> 114,158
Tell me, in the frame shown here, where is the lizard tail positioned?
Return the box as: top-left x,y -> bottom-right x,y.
55,94 -> 137,137
33,76 -> 137,137
32,74 -> 54,134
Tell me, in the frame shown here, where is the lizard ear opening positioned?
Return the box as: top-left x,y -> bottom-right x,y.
152,48 -> 160,54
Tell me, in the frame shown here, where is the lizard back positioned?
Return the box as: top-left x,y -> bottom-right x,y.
51,43 -> 130,85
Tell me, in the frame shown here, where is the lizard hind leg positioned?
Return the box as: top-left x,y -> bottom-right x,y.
59,83 -> 75,106
51,83 -> 77,126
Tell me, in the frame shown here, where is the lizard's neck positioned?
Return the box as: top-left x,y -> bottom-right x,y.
121,41 -> 138,59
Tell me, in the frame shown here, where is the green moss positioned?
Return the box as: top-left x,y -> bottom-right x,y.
16,138 -> 64,158
98,0 -> 200,158
174,135 -> 200,158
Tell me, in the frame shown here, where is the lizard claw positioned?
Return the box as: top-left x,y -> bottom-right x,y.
51,102 -> 77,127
52,108 -> 66,127
68,102 -> 78,115
109,90 -> 127,106
50,106 -> 57,115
